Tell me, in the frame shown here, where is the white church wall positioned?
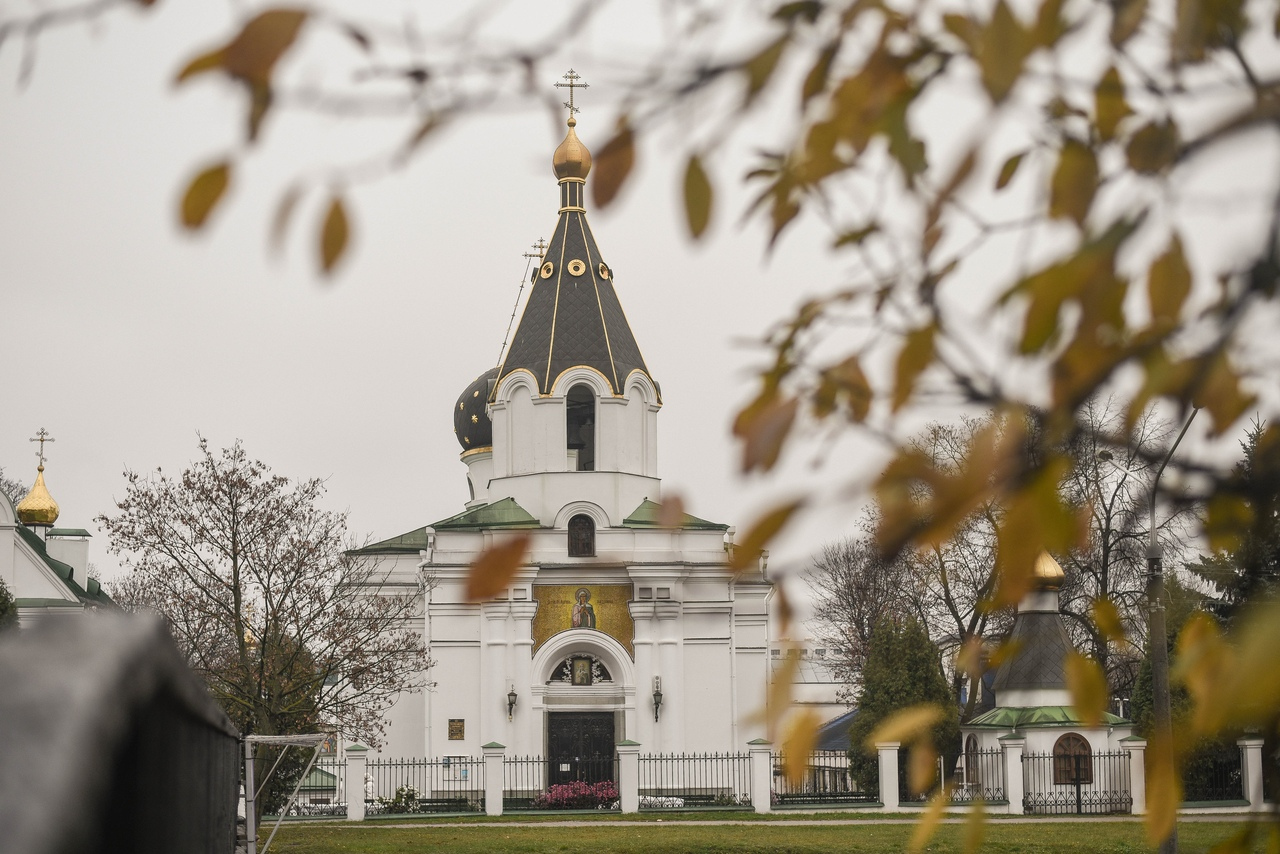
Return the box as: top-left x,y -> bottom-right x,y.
682,639 -> 734,750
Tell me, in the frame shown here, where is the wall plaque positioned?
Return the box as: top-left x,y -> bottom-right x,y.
448,719 -> 465,740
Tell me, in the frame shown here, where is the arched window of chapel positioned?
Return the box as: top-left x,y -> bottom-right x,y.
568,514 -> 595,557
1052,733 -> 1093,785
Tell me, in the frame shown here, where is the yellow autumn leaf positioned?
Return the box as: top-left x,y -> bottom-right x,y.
964,796 -> 986,853
591,120 -> 635,209
865,704 -> 944,748
319,195 -> 350,274
1144,732 -> 1180,846
743,35 -> 788,105
728,500 -> 804,572
465,532 -> 531,602
222,9 -> 309,86
1090,597 -> 1126,644
1110,0 -> 1147,45
1094,67 -> 1132,142
907,789 -> 948,854
977,0 -> 1027,103
782,709 -> 821,784
1065,651 -> 1108,727
180,161 -> 231,230
955,636 -> 985,679
1049,139 -> 1098,227
683,154 -> 713,239
733,393 -> 799,473
995,150 -> 1025,190
1126,121 -> 1179,174
656,494 -> 686,529
892,325 -> 935,412
908,743 -> 938,795
1148,234 -> 1191,327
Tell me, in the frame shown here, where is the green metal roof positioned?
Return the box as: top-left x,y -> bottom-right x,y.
299,765 -> 338,791
965,706 -> 1129,729
350,527 -> 434,555
47,528 -> 91,538
13,525 -> 114,607
431,497 -> 541,531
621,499 -> 729,531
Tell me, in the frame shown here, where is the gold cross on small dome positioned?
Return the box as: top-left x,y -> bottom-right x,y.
30,427 -> 55,468
554,68 -> 588,117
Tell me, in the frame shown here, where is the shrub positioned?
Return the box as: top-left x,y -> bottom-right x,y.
377,784 -> 422,814
531,780 -> 619,809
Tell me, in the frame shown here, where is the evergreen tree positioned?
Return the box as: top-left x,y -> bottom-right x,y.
0,576 -> 17,631
847,616 -> 960,790
1188,421 -> 1280,620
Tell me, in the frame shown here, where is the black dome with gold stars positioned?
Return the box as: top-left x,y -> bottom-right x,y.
455,367 -> 498,452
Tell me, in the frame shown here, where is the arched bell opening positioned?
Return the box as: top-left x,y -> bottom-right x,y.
566,384 -> 596,471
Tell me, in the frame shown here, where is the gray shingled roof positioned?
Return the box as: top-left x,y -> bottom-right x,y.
991,611 -> 1074,693
497,204 -> 651,395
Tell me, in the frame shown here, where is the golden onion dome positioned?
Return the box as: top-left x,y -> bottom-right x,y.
1031,550 -> 1065,590
553,117 -> 592,180
16,465 -> 60,527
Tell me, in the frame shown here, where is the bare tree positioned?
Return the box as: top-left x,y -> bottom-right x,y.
807,531 -> 921,704
1055,398 -> 1194,699
0,465 -> 26,505
98,437 -> 430,749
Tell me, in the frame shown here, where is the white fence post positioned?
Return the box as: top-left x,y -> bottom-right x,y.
999,734 -> 1026,815
616,740 -> 641,813
876,742 -> 900,810
345,745 -> 367,822
1121,735 -> 1147,815
482,742 -> 505,817
1238,736 -> 1266,810
747,738 -> 773,814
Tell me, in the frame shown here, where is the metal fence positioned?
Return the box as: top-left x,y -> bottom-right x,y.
771,751 -> 877,807
637,753 -> 752,810
503,755 -> 619,810
897,748 -> 954,804
949,749 -> 1006,803
284,758 -> 348,817
1022,751 -> 1132,814
1183,743 -> 1244,802
365,757 -> 484,813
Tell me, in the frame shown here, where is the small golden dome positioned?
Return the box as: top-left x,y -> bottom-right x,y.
16,465 -> 60,527
1032,551 -> 1065,590
553,117 -> 592,180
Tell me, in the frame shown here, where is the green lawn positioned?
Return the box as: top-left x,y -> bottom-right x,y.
262,818 -> 1270,853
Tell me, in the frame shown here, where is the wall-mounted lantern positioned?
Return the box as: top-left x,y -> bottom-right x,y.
652,676 -> 663,722
507,685 -> 518,721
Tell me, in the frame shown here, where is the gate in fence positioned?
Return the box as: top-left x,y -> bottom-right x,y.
772,750 -> 877,807
503,754 -> 619,810
1022,750 -> 1132,814
638,753 -> 752,809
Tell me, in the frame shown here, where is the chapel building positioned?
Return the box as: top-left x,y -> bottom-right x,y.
360,106 -> 773,766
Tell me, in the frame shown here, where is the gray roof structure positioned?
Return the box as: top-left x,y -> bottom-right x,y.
496,185 -> 652,396
990,610 -> 1075,693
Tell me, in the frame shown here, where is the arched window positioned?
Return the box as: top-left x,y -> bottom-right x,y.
1052,733 -> 1093,785
964,734 -> 981,785
566,384 -> 596,471
568,514 -> 595,557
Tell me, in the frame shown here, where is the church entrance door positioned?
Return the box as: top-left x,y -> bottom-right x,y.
547,712 -> 615,786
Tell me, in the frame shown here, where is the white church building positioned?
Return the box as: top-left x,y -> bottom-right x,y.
359,105 -> 774,764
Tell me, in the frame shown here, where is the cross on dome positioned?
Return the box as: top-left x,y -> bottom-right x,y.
554,68 -> 589,117
523,238 -> 548,260
30,427 -> 55,469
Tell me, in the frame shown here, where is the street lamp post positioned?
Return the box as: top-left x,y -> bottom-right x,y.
1148,407 -> 1197,854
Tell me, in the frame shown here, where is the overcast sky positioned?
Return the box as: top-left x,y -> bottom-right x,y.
5,0 -> 1275,619
0,1 -> 883,614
